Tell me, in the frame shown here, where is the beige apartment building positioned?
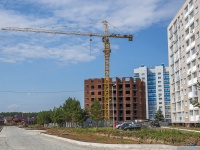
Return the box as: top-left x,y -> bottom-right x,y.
168,0 -> 200,126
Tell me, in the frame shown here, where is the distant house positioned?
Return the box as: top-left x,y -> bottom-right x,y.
0,115 -> 4,125
4,116 -> 13,124
13,114 -> 23,124
22,116 -> 36,125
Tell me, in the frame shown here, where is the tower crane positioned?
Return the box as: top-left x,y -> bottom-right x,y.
1,20 -> 133,120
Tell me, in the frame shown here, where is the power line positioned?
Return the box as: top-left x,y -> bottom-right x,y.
0,90 -> 83,94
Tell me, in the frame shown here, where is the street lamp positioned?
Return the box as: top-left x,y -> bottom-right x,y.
112,84 -> 116,129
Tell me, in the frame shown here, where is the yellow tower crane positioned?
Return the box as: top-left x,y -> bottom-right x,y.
1,20 -> 133,120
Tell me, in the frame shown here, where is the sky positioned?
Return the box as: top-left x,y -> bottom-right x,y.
0,0 -> 185,112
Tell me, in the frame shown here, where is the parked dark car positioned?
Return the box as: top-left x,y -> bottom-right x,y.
123,124 -> 141,130
151,121 -> 160,127
119,122 -> 133,130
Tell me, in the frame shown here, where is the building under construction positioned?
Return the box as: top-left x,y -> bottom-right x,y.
84,77 -> 146,121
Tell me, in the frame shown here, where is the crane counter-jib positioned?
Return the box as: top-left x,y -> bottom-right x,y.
1,27 -> 133,41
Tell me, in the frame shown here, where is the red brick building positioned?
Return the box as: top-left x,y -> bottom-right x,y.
84,77 -> 146,121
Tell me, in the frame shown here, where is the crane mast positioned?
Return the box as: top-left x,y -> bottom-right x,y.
1,21 -> 133,120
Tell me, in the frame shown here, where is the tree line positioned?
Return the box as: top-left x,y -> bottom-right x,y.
0,112 -> 38,118
37,97 -> 102,126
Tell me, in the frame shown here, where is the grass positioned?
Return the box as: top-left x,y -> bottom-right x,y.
168,126 -> 200,131
32,125 -> 200,145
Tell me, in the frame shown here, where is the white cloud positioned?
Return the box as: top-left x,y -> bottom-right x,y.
0,0 -> 185,64
8,104 -> 20,111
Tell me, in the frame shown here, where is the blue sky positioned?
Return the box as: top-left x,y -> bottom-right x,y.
0,0 -> 185,112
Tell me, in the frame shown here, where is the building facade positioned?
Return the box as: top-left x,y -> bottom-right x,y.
134,64 -> 171,121
84,77 -> 146,121
168,0 -> 200,126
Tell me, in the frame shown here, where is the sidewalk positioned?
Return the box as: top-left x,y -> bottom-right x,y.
161,126 -> 200,133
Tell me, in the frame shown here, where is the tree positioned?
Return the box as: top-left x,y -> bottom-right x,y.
71,103 -> 82,124
62,97 -> 88,125
37,111 -> 52,125
90,98 -> 102,126
154,109 -> 165,121
52,106 -> 66,127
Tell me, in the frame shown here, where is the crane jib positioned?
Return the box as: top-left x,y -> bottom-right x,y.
1,21 -> 133,121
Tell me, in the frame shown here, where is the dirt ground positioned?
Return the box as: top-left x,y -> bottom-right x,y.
44,128 -> 200,146
45,128 -> 141,144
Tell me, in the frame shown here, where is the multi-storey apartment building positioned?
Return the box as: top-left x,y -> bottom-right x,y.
168,0 -> 200,126
84,77 -> 146,121
134,64 -> 171,122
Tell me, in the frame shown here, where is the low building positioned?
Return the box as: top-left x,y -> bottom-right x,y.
0,115 -> 4,125
4,116 -> 13,124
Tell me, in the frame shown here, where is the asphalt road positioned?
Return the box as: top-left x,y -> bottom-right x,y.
0,126 -> 117,150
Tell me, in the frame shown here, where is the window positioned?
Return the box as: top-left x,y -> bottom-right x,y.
191,35 -> 195,43
190,110 -> 193,116
194,110 -> 199,115
190,23 -> 194,31
191,47 -> 196,55
188,86 -> 192,92
185,5 -> 188,14
195,6 -> 199,14
188,75 -> 191,81
158,77 -> 161,79
192,60 -> 196,66
197,44 -> 200,51
182,34 -> 184,41
186,40 -> 190,47
196,19 -> 199,26
185,28 -> 189,35
125,91 -> 130,94
193,84 -> 197,95
190,11 -> 194,20
186,51 -> 190,58
189,0 -> 193,8
197,31 -> 200,39
187,63 -> 191,69
193,72 -> 197,78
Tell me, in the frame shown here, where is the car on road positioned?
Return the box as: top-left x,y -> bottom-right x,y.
119,122 -> 133,130
151,121 -> 160,127
114,121 -> 121,128
123,123 -> 141,130
116,122 -> 123,129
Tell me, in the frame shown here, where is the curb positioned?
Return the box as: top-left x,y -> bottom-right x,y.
41,133 -> 177,150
